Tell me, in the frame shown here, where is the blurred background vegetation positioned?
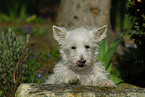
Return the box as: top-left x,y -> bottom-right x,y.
0,0 -> 145,96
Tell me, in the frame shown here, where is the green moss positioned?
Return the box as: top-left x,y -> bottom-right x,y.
15,83 -> 145,97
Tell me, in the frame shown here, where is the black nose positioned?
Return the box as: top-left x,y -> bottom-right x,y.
78,60 -> 86,63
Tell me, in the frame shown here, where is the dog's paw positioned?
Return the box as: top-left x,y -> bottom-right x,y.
64,76 -> 80,85
99,79 -> 116,88
68,79 -> 80,85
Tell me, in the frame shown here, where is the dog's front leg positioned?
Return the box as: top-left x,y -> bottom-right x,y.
45,68 -> 79,84
63,70 -> 80,85
89,72 -> 116,88
97,78 -> 116,88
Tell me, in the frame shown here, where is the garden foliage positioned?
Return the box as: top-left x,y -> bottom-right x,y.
0,28 -> 41,96
127,0 -> 145,50
98,33 -> 124,85
0,0 -> 36,22
120,0 -> 145,87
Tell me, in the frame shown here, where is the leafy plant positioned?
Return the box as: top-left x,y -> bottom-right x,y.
0,0 -> 36,22
120,0 -> 145,87
126,0 -> 145,50
0,91 -> 2,96
32,27 -> 49,36
98,33 -> 124,85
0,28 -> 28,96
48,48 -> 60,61
0,28 -> 42,96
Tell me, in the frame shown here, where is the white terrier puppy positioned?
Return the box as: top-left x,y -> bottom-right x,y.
45,25 -> 116,88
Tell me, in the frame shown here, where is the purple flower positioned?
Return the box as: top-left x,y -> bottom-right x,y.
30,50 -> 33,54
38,58 -> 41,61
4,35 -> 7,39
38,74 -> 41,78
35,54 -> 38,57
24,24 -> 31,28
42,70 -> 46,74
46,54 -> 49,58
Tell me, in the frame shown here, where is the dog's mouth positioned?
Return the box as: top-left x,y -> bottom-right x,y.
76,62 -> 85,67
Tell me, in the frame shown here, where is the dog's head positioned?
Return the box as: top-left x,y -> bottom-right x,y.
52,25 -> 107,70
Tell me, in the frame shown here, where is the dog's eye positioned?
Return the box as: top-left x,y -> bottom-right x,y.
85,45 -> 90,49
71,46 -> 76,49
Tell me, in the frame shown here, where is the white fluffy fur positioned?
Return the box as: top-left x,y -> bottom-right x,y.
45,25 -> 116,87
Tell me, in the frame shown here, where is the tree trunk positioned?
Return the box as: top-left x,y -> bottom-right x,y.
56,0 -> 111,26
56,0 -> 124,55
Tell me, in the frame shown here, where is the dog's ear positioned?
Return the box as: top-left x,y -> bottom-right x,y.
53,25 -> 67,42
90,25 -> 107,42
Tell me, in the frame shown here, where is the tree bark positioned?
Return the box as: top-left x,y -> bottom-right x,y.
56,0 -> 110,26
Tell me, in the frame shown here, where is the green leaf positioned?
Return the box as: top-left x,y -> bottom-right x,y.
19,5 -> 27,22
111,68 -> 121,77
110,74 -> 123,85
104,34 -> 109,53
98,34 -> 109,62
103,33 -> 124,70
0,14 -> 10,22
106,63 -> 112,73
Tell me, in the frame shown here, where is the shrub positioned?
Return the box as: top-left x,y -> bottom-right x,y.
0,28 -> 41,96
120,0 -> 145,87
127,0 -> 145,50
